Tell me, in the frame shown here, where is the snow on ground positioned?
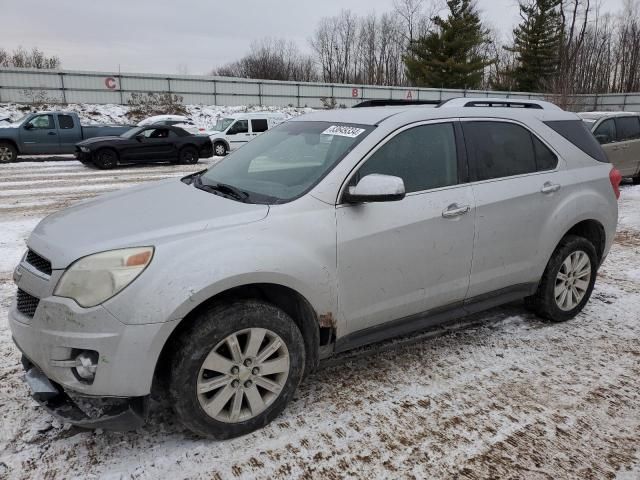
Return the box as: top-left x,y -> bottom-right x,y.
0,103 -> 312,130
0,158 -> 639,479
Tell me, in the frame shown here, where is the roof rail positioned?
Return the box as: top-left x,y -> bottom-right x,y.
437,97 -> 561,110
353,99 -> 440,108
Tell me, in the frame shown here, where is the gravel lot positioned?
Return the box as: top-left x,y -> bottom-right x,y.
1,158 -> 639,479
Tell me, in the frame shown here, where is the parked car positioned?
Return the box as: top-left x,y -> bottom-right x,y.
138,114 -> 206,135
0,112 -> 132,162
208,112 -> 286,156
11,105 -> 619,439
579,111 -> 640,183
74,125 -> 213,169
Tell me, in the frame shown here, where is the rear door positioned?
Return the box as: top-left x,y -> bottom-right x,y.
613,116 -> 640,177
19,114 -> 60,154
337,121 -> 476,336
462,119 -> 562,299
56,114 -> 81,153
225,120 -> 251,149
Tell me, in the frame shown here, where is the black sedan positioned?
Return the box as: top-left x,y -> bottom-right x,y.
75,125 -> 213,169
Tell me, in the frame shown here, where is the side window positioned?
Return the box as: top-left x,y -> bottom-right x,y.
594,119 -> 617,144
27,114 -> 54,129
58,115 -> 74,130
228,120 -> 249,135
615,116 -> 640,141
354,122 -> 458,193
144,128 -> 170,138
251,119 -> 269,133
463,122 -> 537,180
532,136 -> 558,171
544,120 -> 608,163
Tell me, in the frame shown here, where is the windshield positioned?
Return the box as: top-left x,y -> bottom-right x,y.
121,126 -> 145,138
199,121 -> 374,203
214,118 -> 235,132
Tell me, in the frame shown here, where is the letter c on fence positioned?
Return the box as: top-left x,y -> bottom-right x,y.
105,77 -> 117,89
352,88 -> 359,98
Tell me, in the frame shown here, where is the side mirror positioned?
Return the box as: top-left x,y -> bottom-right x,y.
344,174 -> 406,203
23,123 -> 34,130
595,134 -> 611,144
135,134 -> 145,141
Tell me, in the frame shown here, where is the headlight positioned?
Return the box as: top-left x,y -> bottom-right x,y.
54,247 -> 154,307
80,146 -> 91,153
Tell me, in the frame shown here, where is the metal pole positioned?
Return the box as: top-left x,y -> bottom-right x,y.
297,84 -> 300,108
118,75 -> 124,105
213,79 -> 217,105
59,72 -> 67,104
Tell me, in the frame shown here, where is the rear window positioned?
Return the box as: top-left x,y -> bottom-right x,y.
58,115 -> 74,129
544,120 -> 608,163
252,119 -> 269,133
615,116 -> 640,141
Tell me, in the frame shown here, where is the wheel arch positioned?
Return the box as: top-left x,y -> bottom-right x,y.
212,138 -> 230,152
0,138 -> 20,154
561,219 -> 607,264
153,282 -> 325,392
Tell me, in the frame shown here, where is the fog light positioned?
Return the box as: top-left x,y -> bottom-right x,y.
74,351 -> 98,381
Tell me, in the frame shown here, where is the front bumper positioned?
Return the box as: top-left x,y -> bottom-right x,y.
19,354 -> 147,431
74,149 -> 93,162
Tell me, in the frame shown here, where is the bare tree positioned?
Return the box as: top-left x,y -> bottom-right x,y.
0,46 -> 60,69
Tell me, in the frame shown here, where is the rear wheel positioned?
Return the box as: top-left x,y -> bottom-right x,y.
525,235 -> 598,322
169,300 -> 305,439
0,142 -> 17,163
214,142 -> 227,157
179,146 -> 199,165
94,149 -> 118,169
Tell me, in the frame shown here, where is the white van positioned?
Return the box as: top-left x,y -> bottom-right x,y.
208,113 -> 286,156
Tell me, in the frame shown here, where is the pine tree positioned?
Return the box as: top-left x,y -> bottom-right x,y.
505,0 -> 563,92
404,0 -> 491,89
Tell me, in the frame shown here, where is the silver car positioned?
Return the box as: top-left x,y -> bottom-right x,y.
10,105 -> 620,439
580,111 -> 640,183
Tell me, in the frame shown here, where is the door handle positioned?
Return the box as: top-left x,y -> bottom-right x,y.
47,131 -> 57,135
541,182 -> 561,194
442,203 -> 471,218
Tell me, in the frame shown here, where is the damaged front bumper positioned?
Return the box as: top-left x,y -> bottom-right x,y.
21,354 -> 148,431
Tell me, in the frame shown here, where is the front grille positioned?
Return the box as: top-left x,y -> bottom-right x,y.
17,289 -> 40,318
25,249 -> 52,275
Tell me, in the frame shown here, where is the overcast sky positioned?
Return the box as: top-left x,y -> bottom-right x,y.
1,0 -> 626,75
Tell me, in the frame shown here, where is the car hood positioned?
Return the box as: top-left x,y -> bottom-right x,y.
77,136 -> 126,146
28,179 -> 269,269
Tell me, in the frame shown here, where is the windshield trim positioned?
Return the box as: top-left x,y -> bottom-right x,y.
201,121 -> 375,205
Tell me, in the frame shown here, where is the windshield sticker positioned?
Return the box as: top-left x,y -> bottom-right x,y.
321,125 -> 366,138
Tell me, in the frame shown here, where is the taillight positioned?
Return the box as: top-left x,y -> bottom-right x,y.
609,167 -> 622,200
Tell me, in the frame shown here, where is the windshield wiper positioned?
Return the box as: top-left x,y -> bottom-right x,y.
194,175 -> 250,202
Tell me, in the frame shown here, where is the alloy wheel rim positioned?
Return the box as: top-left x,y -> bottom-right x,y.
555,250 -> 591,311
215,145 -> 225,156
197,328 -> 290,423
0,146 -> 13,162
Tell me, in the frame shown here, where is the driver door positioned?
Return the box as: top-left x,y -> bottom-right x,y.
20,114 -> 60,154
336,121 -> 475,337
226,120 -> 251,150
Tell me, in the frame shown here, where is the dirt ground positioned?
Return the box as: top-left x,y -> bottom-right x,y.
1,158 -> 639,479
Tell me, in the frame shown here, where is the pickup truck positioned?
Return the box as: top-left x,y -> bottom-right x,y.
0,111 -> 133,162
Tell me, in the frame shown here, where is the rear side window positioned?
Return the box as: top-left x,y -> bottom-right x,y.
544,120 -> 608,163
354,122 -> 458,193
615,116 -> 640,141
251,119 -> 269,133
594,119 -> 617,144
58,115 -> 74,129
532,136 -> 558,171
463,122 -> 539,180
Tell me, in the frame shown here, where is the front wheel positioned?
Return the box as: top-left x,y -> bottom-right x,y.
94,149 -> 118,169
169,300 -> 305,439
525,235 -> 598,322
214,142 -> 227,157
0,142 -> 17,163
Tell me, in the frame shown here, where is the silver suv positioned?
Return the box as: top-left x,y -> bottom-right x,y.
10,105 -> 620,439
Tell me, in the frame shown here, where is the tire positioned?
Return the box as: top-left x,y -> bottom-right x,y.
169,300 -> 305,439
632,176 -> 640,185
214,142 -> 227,157
525,235 -> 598,322
0,142 -> 17,163
94,149 -> 118,169
179,146 -> 199,165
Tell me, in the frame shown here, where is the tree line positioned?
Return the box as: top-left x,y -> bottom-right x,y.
212,0 -> 640,96
0,46 -> 60,69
